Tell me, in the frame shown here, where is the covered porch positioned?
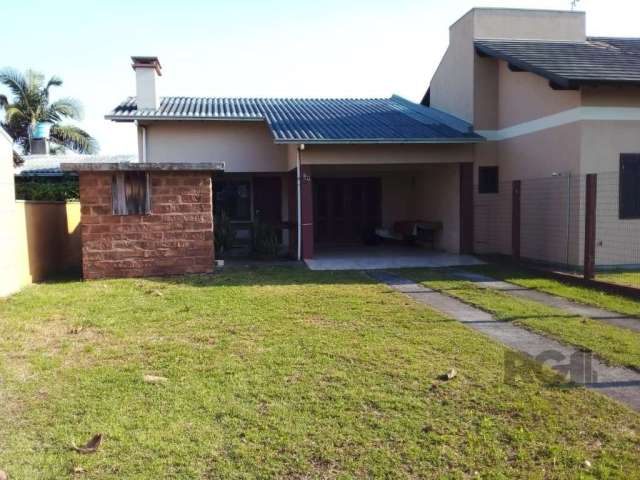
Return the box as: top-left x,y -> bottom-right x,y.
289,152 -> 476,263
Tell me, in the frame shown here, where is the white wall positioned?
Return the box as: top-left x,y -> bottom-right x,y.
0,130 -> 19,296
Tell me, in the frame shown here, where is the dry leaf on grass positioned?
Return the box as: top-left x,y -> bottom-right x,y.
71,434 -> 103,454
143,374 -> 168,384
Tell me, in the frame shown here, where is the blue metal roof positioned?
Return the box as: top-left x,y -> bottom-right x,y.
106,95 -> 483,144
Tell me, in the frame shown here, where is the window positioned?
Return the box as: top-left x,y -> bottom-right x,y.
215,179 -> 252,221
620,154 -> 640,219
478,166 -> 499,194
112,172 -> 150,215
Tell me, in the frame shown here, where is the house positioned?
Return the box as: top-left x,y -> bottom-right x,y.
426,8 -> 640,267
100,56 -> 484,275
70,7 -> 640,279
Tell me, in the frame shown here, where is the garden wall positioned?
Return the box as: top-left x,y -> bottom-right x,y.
0,130 -> 19,296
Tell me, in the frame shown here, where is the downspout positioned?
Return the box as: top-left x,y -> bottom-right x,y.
296,145 -> 304,261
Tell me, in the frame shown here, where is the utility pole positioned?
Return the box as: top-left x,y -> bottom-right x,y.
570,0 -> 580,10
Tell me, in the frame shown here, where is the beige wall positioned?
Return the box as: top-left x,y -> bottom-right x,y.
413,164 -> 461,253
13,201 -> 82,284
298,143 -> 473,168
471,8 -> 585,41
142,121 -> 288,172
430,10 -> 476,123
497,61 -> 581,129
0,131 -> 19,296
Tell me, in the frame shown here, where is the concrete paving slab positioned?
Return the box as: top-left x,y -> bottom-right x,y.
369,271 -> 640,411
453,271 -> 640,333
306,246 -> 484,271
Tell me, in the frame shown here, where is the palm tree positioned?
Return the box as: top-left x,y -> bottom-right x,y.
0,68 -> 98,155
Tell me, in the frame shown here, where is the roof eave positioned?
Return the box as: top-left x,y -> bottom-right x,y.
105,114 -> 266,122
274,137 -> 485,145
474,43 -> 573,89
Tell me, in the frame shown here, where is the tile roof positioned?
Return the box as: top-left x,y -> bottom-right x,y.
475,37 -> 640,88
106,95 -> 483,144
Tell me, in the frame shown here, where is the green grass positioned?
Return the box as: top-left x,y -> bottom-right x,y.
401,269 -> 640,371
0,267 -> 639,478
468,263 -> 640,318
597,270 -> 640,289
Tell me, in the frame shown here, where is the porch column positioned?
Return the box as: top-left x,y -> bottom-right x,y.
288,169 -> 298,258
459,163 -> 474,254
301,164 -> 314,259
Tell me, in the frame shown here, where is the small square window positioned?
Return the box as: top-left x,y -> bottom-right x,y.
620,154 -> 640,219
478,166 -> 499,194
112,172 -> 150,215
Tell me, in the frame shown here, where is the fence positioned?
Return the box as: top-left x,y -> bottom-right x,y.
475,172 -> 640,291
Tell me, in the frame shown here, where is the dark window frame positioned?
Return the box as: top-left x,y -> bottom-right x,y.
112,172 -> 150,216
478,166 -> 499,194
619,154 -> 640,220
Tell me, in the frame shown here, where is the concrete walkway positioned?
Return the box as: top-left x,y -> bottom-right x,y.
453,271 -> 640,333
369,271 -> 640,411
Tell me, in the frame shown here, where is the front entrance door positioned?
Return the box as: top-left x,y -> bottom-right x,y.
313,178 -> 381,244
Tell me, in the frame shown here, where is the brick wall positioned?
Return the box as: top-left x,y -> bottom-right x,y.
79,171 -> 214,279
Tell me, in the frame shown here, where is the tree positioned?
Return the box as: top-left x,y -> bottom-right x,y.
0,68 -> 98,155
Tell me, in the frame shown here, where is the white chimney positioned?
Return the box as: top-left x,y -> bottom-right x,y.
131,56 -> 162,110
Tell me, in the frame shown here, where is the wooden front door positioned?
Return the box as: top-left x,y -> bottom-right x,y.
313,178 -> 381,244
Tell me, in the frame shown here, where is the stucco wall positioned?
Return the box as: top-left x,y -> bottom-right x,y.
142,121 -> 288,172
0,131 -> 19,296
471,8 -> 585,42
496,61 -> 581,129
14,201 -> 82,283
298,143 -> 473,169
412,164 -> 461,253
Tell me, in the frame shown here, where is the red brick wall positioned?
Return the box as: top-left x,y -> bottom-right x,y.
79,171 -> 214,279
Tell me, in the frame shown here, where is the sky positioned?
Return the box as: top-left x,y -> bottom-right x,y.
2,0 -> 639,155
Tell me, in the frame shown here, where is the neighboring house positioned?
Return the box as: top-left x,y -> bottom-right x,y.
426,7 -> 640,267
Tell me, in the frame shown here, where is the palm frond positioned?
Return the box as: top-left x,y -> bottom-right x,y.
44,75 -> 63,100
0,68 -> 28,99
46,97 -> 83,121
0,94 -> 7,109
4,106 -> 26,123
50,124 -> 99,154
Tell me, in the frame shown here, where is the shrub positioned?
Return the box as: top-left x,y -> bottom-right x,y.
214,210 -> 235,257
251,213 -> 280,258
15,177 -> 79,201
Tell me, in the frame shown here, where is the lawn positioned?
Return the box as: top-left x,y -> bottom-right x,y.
0,267 -> 639,478
401,269 -> 640,370
597,269 -> 640,289
469,263 -> 640,318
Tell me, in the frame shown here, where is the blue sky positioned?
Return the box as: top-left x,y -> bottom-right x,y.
2,0 -> 638,155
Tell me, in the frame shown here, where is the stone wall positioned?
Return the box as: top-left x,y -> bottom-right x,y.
79,171 -> 214,279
